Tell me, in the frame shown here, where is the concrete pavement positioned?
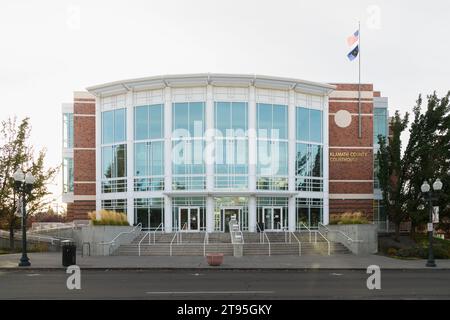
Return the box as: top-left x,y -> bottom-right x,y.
1,252 -> 450,270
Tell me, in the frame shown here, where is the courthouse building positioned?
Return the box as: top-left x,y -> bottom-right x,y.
61,74 -> 388,232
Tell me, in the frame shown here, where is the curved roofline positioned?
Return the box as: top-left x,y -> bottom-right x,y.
86,73 -> 336,97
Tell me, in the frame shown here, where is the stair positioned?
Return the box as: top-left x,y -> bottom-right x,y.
114,231 -> 351,256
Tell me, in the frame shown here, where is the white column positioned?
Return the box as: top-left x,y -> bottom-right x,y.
95,96 -> 102,212
288,89 -> 296,231
248,85 -> 257,192
323,95 -> 330,225
164,86 -> 173,232
248,86 -> 257,232
248,196 -> 257,232
205,85 -> 214,191
164,195 -> 172,232
288,196 -> 296,232
206,196 -> 214,232
126,91 -> 134,225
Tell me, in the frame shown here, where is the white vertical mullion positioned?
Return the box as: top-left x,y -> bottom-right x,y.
126,91 -> 134,225
206,85 -> 214,233
288,89 -> 296,231
164,86 -> 173,232
323,95 -> 330,225
248,85 -> 257,232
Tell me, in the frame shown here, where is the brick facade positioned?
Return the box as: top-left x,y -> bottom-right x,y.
66,92 -> 96,221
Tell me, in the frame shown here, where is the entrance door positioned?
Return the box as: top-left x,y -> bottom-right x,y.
263,207 -> 283,231
178,207 -> 200,231
221,208 -> 241,232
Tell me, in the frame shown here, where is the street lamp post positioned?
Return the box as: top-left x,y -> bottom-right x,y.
13,168 -> 36,267
420,178 -> 443,268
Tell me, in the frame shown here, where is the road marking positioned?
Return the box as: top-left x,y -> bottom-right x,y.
330,273 -> 343,276
26,274 -> 41,277
146,291 -> 274,295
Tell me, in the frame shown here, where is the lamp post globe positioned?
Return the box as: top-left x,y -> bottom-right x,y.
421,181 -> 430,193
433,178 -> 443,191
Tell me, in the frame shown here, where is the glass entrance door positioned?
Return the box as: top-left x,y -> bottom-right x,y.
178,207 -> 200,231
221,208 -> 241,232
263,207 -> 283,231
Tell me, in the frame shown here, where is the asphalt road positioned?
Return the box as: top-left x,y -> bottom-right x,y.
0,269 -> 449,300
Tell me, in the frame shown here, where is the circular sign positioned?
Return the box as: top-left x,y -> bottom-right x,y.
334,110 -> 352,128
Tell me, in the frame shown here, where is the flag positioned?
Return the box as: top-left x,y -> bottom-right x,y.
347,45 -> 359,61
347,30 -> 359,46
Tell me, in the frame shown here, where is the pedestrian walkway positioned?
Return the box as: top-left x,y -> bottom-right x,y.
1,252 -> 450,270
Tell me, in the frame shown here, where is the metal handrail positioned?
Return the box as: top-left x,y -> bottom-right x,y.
82,242 -> 90,257
316,228 -> 331,256
318,222 -> 363,243
203,232 -> 209,257
299,222 -> 312,243
255,224 -> 270,256
138,232 -> 150,256
289,232 -> 302,256
98,223 -> 142,255
170,223 -> 187,256
151,223 -> 164,244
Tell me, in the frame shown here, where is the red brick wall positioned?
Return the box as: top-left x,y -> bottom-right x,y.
67,94 -> 96,221
328,84 -> 374,221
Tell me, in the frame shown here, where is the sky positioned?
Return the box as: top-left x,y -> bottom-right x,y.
1,0 -> 449,205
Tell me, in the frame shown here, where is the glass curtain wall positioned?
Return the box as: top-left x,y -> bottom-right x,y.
134,198 -> 164,230
296,198 -> 323,228
62,157 -> 74,193
101,108 -> 127,193
63,113 -> 74,148
295,107 -> 323,192
172,102 -> 206,190
134,104 -> 164,191
214,102 -> 248,189
256,103 -> 288,190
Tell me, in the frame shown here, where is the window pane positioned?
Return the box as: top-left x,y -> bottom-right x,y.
102,146 -> 113,179
115,144 -> 127,178
310,145 -> 322,177
296,143 -> 308,176
151,141 -> 164,175
232,102 -> 247,132
114,109 -> 126,143
215,102 -> 230,134
278,142 -> 288,175
135,106 -> 148,140
173,103 -> 189,135
190,102 -> 204,137
296,107 -> 309,141
102,111 -> 114,144
273,104 -> 287,139
310,109 -> 322,142
135,143 -> 147,176
257,103 -> 272,136
149,104 -> 163,139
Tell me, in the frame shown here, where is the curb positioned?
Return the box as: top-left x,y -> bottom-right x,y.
2,267 -> 450,271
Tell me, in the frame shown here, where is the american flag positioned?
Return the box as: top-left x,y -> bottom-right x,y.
347,30 -> 359,47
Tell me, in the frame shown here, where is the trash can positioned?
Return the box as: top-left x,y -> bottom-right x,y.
61,240 -> 76,267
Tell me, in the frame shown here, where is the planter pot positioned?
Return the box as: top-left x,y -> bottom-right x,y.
206,253 -> 224,266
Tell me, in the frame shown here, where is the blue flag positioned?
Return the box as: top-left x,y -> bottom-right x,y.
347,45 -> 359,61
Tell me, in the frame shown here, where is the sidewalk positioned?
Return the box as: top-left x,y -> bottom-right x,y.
1,252 -> 450,270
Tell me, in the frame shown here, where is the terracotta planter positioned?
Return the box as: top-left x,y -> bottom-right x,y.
206,253 -> 224,266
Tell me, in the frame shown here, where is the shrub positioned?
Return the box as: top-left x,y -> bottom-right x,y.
329,211 -> 369,225
387,247 -> 398,256
88,210 -> 129,226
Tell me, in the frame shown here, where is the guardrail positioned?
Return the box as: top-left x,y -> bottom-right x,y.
299,222 -> 312,243
256,223 -> 270,256
151,223 -> 164,244
170,223 -> 187,256
138,232 -> 149,257
98,223 -> 142,255
0,230 -> 70,245
203,232 -> 209,257
289,232 -> 302,256
318,223 -> 363,244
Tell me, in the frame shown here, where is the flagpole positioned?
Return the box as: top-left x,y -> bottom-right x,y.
358,21 -> 362,139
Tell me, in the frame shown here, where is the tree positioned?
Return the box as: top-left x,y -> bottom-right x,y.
402,92 -> 450,237
0,117 -> 58,249
377,111 -> 409,241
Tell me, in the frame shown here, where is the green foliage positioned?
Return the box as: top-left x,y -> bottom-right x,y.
0,117 -> 58,249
